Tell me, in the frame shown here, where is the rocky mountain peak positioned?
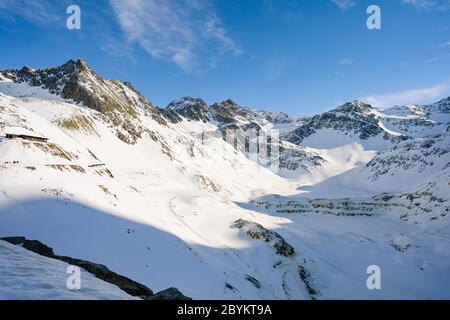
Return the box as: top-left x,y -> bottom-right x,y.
211,99 -> 240,110
222,99 -> 238,106
57,59 -> 92,77
1,59 -> 167,144
167,97 -> 208,111
424,96 -> 450,114
161,95 -> 303,133
285,100 -> 402,146
207,99 -> 259,125
261,111 -> 291,124
332,100 -> 375,116
160,97 -> 209,123
1,59 -> 97,96
18,65 -> 35,75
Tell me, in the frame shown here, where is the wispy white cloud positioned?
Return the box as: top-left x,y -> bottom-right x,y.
402,0 -> 437,9
203,16 -> 242,56
0,0 -> 61,24
360,83 -> 450,109
402,0 -> 450,10
440,40 -> 450,47
330,0 -> 356,11
108,0 -> 241,71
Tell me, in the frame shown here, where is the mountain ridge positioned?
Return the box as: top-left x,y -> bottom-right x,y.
1,59 -> 166,144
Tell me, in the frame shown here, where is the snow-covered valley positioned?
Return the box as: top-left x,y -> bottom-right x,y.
0,60 -> 449,300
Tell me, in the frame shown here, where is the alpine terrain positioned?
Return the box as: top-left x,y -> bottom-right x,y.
0,60 -> 449,299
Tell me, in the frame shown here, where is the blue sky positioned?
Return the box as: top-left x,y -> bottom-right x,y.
0,0 -> 449,116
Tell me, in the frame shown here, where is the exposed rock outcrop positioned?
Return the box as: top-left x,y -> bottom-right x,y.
233,219 -> 295,257
285,101 -> 406,145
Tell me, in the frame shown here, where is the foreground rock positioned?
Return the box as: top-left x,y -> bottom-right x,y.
1,237 -> 190,300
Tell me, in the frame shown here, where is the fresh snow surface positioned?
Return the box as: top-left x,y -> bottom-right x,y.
0,79 -> 449,300
0,81 -> 63,101
0,240 -> 136,300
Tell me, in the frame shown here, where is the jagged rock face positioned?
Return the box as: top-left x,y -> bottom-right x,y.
257,111 -> 290,124
1,60 -> 166,144
365,133 -> 450,180
424,97 -> 450,114
162,98 -> 258,125
383,117 -> 437,136
209,124 -> 325,172
167,97 -> 208,111
162,97 -> 298,127
158,107 -> 183,123
279,143 -> 324,172
208,99 -> 252,124
160,97 -> 209,123
160,98 -> 323,173
285,101 -> 400,145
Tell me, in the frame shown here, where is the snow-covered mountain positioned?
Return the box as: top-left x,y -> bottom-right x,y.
160,96 -> 305,133
159,96 -> 320,176
1,60 -> 166,144
284,101 -> 407,150
380,100 -> 449,138
0,60 -> 449,300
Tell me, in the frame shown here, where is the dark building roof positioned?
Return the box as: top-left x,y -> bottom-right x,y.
5,133 -> 49,142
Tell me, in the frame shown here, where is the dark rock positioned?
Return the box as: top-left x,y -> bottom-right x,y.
57,255 -> 153,297
298,265 -> 319,297
145,287 -> 192,300
225,282 -> 236,291
233,219 -> 295,257
245,274 -> 261,289
1,236 -> 54,257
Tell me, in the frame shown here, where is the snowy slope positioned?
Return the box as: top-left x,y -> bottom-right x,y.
0,81 -> 304,300
0,240 -> 136,300
1,60 -> 449,300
